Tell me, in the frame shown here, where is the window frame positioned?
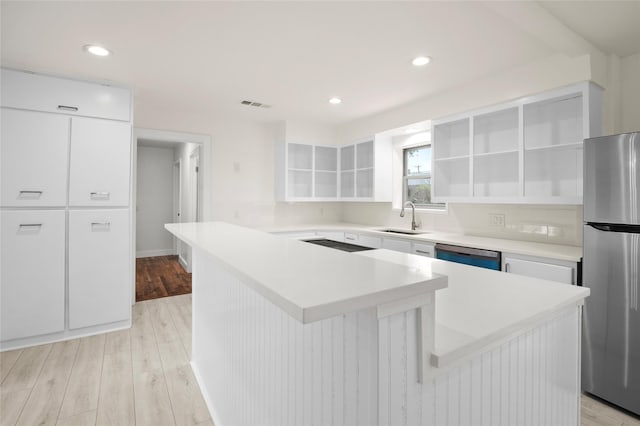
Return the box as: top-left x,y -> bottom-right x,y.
402,144 -> 445,210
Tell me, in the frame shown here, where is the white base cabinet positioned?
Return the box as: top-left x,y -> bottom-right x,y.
69,209 -> 130,329
0,210 -> 66,341
503,252 -> 576,284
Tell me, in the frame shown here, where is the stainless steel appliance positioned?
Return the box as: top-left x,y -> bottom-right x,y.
583,132 -> 640,415
434,243 -> 501,270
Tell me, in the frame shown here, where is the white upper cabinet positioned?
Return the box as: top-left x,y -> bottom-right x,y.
432,82 -> 602,204
314,146 -> 338,198
276,142 -> 337,201
1,68 -> 131,121
275,136 -> 391,202
1,109 -> 70,207
340,136 -> 392,202
69,117 -> 132,207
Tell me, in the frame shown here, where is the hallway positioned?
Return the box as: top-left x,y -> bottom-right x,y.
136,256 -> 191,302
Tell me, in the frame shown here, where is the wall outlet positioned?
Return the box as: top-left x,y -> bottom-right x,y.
489,213 -> 505,227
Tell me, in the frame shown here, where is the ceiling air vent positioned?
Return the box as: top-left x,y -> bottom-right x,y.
241,100 -> 271,109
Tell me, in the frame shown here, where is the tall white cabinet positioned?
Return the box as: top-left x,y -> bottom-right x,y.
0,68 -> 133,350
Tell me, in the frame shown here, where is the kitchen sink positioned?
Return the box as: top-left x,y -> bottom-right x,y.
377,228 -> 429,235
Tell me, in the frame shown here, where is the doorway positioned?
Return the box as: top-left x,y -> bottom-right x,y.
132,128 -> 211,303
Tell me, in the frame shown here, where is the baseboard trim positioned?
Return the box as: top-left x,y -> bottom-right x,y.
136,249 -> 176,258
191,361 -> 223,426
178,255 -> 191,272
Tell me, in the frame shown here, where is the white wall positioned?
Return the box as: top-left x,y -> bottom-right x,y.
136,145 -> 175,257
133,109 -> 343,228
621,52 -> 640,132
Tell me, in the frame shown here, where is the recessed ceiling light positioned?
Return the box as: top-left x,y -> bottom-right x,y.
412,56 -> 431,66
84,44 -> 111,57
329,97 -> 342,105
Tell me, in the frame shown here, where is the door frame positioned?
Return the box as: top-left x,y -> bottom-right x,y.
131,128 -> 212,305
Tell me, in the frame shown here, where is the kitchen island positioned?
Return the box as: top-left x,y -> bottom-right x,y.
166,222 -> 589,426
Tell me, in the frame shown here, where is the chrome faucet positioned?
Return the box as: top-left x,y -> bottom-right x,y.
400,201 -> 420,231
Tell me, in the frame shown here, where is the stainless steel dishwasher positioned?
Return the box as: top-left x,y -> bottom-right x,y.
434,243 -> 501,270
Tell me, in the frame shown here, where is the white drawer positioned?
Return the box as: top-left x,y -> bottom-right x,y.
413,242 -> 435,258
1,68 -> 131,121
382,237 -> 412,253
357,234 -> 382,248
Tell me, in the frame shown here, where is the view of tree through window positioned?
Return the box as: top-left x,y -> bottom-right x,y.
403,145 -> 444,208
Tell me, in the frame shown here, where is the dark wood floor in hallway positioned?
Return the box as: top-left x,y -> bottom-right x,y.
136,255 -> 191,302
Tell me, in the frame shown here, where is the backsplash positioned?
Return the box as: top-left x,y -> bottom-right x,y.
342,202 -> 583,247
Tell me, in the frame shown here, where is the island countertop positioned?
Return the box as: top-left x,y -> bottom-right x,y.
165,222 -> 447,323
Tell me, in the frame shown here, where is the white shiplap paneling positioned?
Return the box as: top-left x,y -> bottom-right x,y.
378,306 -> 581,426
191,249 -> 582,426
192,251 -> 378,426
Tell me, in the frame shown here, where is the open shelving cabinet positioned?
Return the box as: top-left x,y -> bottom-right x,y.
431,81 -> 602,204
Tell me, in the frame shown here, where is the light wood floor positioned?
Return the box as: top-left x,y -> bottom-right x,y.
0,294 -> 211,426
1,293 -> 639,426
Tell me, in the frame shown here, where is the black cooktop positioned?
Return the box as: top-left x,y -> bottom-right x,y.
302,238 -> 375,253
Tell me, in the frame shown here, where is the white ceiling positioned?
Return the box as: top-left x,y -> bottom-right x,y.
1,1 -> 638,126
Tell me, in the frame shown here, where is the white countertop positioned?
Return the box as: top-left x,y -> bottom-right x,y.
165,222 -> 447,323
357,249 -> 590,368
263,222 -> 583,262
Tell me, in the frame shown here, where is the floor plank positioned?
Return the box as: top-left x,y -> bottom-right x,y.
157,339 -> 210,426
0,388 -> 31,425
96,330 -> 135,426
131,301 -> 176,426
56,410 -> 97,426
0,349 -> 23,384
16,339 -> 79,426
58,334 -> 106,420
0,344 -> 52,393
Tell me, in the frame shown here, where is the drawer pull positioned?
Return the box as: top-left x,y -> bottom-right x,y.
91,221 -> 111,231
57,105 -> 78,112
505,263 -> 510,273
18,223 -> 42,233
18,190 -> 43,199
90,191 -> 110,200
415,249 -> 432,255
345,236 -> 356,241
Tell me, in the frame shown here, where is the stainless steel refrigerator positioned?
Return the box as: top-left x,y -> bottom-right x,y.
583,131 -> 640,415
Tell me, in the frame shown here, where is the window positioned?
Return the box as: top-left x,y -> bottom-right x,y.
403,145 -> 444,209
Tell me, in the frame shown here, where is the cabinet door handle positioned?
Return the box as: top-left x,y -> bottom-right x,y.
505,263 -> 510,273
91,221 -> 111,231
90,191 -> 110,200
19,223 -> 42,228
18,190 -> 43,199
57,105 -> 78,112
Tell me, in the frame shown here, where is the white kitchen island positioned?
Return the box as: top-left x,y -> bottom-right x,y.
166,222 -> 589,426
